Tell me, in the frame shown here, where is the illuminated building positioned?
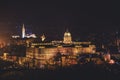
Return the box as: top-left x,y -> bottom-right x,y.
3,53 -> 8,60
103,53 -> 115,64
12,35 -> 20,38
41,34 -> 46,42
11,24 -> 37,46
12,24 -> 37,39
63,29 -> 72,44
21,24 -> 37,38
26,30 -> 96,68
26,34 -> 37,38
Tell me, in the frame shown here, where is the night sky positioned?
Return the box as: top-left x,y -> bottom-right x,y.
0,1 -> 119,40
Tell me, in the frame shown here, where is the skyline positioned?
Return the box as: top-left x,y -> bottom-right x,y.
1,1 -> 120,80
0,1 -> 119,40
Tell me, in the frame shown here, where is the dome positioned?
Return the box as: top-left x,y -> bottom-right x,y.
63,29 -> 72,44
64,32 -> 71,36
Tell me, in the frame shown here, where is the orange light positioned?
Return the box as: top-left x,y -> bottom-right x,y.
109,59 -> 115,64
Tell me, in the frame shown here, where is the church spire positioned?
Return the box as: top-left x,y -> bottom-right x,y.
22,24 -> 25,38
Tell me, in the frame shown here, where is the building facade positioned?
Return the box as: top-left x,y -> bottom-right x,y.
25,30 -> 96,68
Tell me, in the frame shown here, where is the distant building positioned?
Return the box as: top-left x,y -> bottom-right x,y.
63,29 -> 72,44
12,24 -> 37,39
26,29 -> 96,68
41,34 -> 46,42
11,24 -> 37,46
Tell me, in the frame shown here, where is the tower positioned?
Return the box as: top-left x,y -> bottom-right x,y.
41,34 -> 46,41
22,24 -> 25,38
63,29 -> 72,44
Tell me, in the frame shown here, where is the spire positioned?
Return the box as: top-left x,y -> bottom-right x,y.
22,24 -> 25,38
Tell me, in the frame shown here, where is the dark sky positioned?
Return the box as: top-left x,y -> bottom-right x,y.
0,1 -> 119,40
